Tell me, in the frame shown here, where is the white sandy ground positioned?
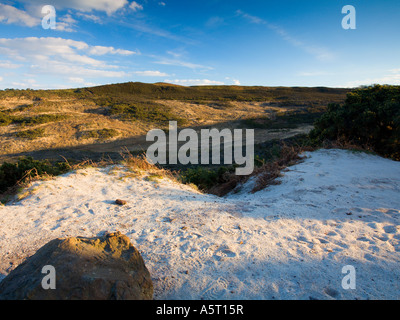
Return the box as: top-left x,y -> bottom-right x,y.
0,149 -> 400,300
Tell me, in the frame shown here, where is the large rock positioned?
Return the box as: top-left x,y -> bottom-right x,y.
0,232 -> 153,300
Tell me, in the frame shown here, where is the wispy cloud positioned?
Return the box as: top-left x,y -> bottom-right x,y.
88,46 -> 137,56
76,12 -> 103,24
164,79 -> 224,86
129,1 -> 144,12
154,56 -> 213,70
0,60 -> 22,69
236,10 -> 335,62
0,37 -> 133,88
0,3 -> 40,27
133,70 -> 169,77
344,69 -> 400,87
20,0 -> 129,16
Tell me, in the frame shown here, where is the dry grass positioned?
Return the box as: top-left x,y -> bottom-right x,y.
119,147 -> 177,181
319,136 -> 375,154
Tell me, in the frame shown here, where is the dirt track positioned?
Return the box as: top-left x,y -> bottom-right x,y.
0,125 -> 313,163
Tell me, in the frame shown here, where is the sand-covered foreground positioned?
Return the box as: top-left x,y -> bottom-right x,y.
0,149 -> 399,300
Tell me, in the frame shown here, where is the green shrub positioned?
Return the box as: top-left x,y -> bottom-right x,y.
12,114 -> 69,126
15,128 -> 46,140
309,85 -> 400,160
109,102 -> 187,126
0,112 -> 12,126
0,157 -> 70,194
180,166 -> 233,191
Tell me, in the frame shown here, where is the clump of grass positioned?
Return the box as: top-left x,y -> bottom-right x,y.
119,148 -> 177,181
145,174 -> 164,183
15,128 -> 47,140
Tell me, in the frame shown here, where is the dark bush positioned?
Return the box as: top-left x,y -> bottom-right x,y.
180,166 -> 233,191
309,85 -> 400,160
0,112 -> 12,126
0,157 -> 71,194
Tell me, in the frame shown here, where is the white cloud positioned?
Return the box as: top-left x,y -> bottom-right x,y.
0,76 -> 3,82
88,46 -> 137,56
0,37 -> 133,86
159,2 -> 166,6
0,61 -> 22,69
56,14 -> 78,32
155,57 -> 213,70
344,70 -> 400,88
0,37 -> 135,64
11,78 -> 40,88
129,1 -> 143,12
0,4 -> 40,27
31,61 -> 127,78
164,79 -> 225,86
68,77 -> 85,83
68,77 -> 98,87
0,4 -> 83,32
134,71 -> 169,77
20,0 -> 129,15
225,77 -> 241,85
76,12 -> 102,24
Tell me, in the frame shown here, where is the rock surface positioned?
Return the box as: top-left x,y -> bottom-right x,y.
0,232 -> 153,300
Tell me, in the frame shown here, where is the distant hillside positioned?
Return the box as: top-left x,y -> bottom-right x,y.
0,82 -> 350,163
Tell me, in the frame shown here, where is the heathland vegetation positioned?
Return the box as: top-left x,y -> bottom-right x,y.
0,83 -> 398,202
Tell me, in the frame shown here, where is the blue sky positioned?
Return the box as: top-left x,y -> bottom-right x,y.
0,0 -> 399,89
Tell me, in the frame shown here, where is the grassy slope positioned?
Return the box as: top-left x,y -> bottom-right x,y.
0,82 -> 350,163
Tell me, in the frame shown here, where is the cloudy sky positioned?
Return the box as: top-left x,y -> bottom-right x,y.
0,0 -> 399,89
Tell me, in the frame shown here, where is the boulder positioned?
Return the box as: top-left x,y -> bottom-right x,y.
0,232 -> 153,300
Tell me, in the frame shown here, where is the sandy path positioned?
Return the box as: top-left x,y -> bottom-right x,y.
0,149 -> 399,300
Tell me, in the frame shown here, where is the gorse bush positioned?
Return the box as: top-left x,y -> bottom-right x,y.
0,112 -> 12,126
0,157 -> 70,194
0,112 -> 68,127
15,128 -> 46,140
180,166 -> 234,191
108,102 -> 187,126
310,85 -> 400,160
